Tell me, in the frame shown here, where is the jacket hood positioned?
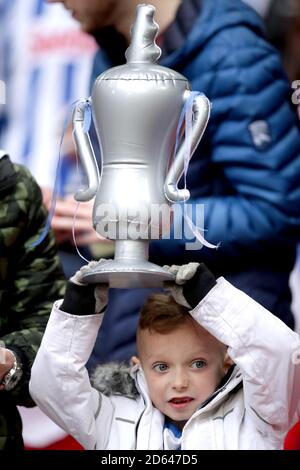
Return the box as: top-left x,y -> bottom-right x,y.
0,153 -> 17,194
91,362 -> 139,399
0,149 -> 7,159
162,0 -> 267,68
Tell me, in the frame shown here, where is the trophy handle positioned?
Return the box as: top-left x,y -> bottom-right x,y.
72,100 -> 100,202
164,92 -> 211,203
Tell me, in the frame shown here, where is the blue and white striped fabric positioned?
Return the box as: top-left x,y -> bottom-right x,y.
0,0 -> 96,190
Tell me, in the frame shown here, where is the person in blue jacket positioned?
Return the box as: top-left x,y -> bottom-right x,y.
48,0 -> 300,364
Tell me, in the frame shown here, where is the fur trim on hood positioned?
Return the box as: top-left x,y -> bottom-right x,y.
91,363 -> 139,399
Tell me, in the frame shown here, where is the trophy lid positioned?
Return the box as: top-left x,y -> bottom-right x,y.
95,3 -> 188,83
125,3 -> 161,64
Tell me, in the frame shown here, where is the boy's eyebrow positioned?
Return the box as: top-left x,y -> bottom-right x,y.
145,350 -> 210,362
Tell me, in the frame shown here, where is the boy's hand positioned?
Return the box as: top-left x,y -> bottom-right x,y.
70,260 -> 100,286
164,262 -> 217,308
61,260 -> 109,315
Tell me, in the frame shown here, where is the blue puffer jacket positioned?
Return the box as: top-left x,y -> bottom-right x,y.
88,0 -> 300,365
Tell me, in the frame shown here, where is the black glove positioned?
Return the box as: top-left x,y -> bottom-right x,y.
164,262 -> 217,308
61,260 -> 109,315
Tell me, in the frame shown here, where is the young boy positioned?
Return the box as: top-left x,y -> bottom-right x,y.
30,263 -> 300,450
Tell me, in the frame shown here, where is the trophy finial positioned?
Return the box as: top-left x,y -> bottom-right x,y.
125,4 -> 162,64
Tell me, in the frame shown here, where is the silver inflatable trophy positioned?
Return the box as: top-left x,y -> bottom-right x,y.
72,4 -> 210,288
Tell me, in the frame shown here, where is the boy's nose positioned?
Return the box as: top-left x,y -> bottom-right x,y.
172,370 -> 188,391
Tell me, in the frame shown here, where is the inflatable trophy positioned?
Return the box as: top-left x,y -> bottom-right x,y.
72,4 -> 211,288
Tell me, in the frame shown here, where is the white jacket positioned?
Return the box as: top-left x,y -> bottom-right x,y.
30,278 -> 300,450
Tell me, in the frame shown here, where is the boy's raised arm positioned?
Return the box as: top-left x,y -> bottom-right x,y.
168,263 -> 300,437
29,262 -> 113,450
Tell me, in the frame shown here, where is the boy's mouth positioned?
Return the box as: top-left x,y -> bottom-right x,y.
168,397 -> 194,409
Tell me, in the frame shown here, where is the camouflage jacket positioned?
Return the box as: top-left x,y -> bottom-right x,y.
0,153 -> 65,449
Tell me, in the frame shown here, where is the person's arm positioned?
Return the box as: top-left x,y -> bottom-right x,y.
0,164 -> 65,405
30,300 -> 111,449
42,189 -> 110,246
29,264 -> 114,450
177,264 -> 300,436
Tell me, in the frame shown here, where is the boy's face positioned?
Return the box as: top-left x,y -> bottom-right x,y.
136,319 -> 231,429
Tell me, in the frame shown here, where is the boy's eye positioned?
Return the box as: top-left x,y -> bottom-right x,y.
191,360 -> 207,369
153,363 -> 168,373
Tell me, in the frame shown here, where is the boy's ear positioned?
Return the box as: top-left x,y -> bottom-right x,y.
223,352 -> 234,373
130,355 -> 140,367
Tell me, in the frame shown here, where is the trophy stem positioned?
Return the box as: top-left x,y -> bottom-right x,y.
80,238 -> 174,288
115,240 -> 149,262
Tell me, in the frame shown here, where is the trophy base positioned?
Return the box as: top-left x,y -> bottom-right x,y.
81,259 -> 175,288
